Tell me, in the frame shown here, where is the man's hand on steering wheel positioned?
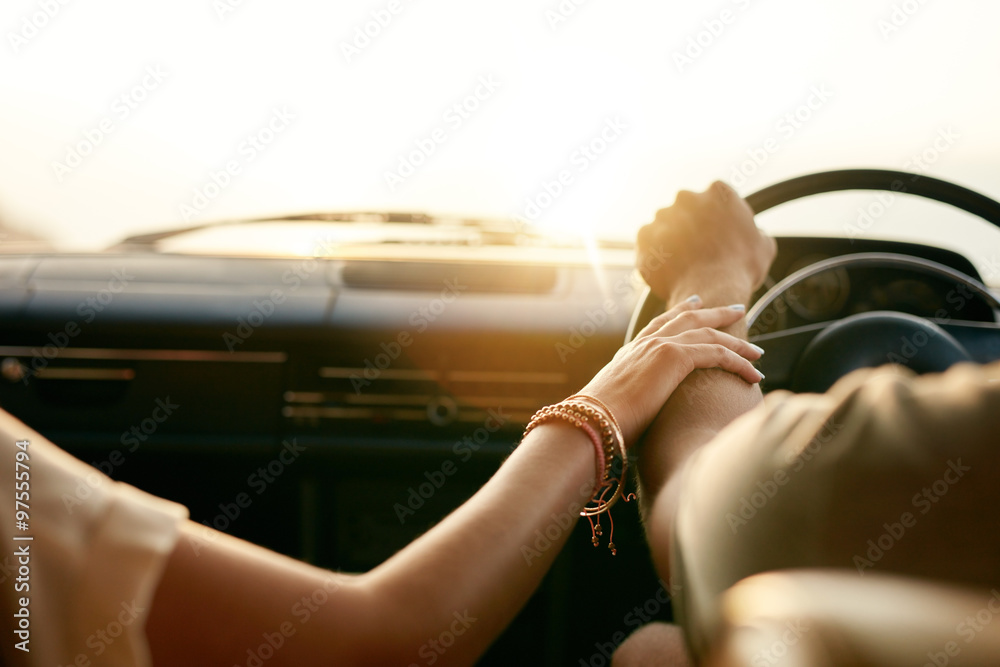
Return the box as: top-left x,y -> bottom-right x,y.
636,181 -> 777,305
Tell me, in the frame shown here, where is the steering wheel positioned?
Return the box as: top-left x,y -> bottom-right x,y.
626,169 -> 1000,393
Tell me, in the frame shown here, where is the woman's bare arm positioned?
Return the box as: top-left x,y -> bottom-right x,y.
146,299 -> 763,666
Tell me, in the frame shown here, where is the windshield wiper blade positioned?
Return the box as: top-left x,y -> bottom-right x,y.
273,211 -> 435,224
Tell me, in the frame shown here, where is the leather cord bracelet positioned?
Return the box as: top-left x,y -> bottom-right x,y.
522,395 -> 634,554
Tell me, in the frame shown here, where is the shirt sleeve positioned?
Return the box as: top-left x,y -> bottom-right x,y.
671,360 -> 1000,659
0,408 -> 188,667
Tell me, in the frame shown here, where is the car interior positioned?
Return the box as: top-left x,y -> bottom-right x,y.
3,1 -> 1000,665
2,169 -> 999,664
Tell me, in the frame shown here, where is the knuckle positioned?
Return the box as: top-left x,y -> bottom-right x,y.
676,188 -> 696,198
674,190 -> 698,208
711,180 -> 733,202
655,339 -> 681,358
641,336 -> 663,353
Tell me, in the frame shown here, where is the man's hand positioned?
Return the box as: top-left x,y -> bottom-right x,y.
637,181 -> 776,305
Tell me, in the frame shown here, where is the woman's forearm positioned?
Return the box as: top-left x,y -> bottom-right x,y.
361,421 -> 598,665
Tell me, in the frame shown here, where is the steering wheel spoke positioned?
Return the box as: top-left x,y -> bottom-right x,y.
750,321 -> 830,389
937,319 -> 1000,364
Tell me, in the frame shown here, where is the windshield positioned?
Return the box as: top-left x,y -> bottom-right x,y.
2,0 -> 999,275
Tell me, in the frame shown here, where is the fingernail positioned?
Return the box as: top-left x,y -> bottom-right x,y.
749,343 -> 765,355
728,303 -> 746,311
757,370 -> 766,381
686,294 -> 701,303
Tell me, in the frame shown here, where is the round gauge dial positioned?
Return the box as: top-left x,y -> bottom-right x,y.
784,254 -> 851,322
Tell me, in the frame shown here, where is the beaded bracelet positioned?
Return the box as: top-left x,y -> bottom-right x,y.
567,394 -> 623,440
522,395 -> 633,554
522,406 -> 608,485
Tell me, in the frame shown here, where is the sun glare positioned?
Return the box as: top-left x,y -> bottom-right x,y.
1,0 -> 999,277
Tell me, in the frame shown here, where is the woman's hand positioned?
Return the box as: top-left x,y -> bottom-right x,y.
575,296 -> 764,446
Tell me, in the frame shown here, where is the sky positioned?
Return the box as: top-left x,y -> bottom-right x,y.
1,0 -> 999,281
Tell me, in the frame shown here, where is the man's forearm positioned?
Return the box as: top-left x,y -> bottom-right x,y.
637,275 -> 764,575
640,273 -> 760,488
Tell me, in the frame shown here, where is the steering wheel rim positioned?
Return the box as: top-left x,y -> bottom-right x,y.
626,168 -> 1000,391
743,168 -> 1000,225
746,252 -> 1000,332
